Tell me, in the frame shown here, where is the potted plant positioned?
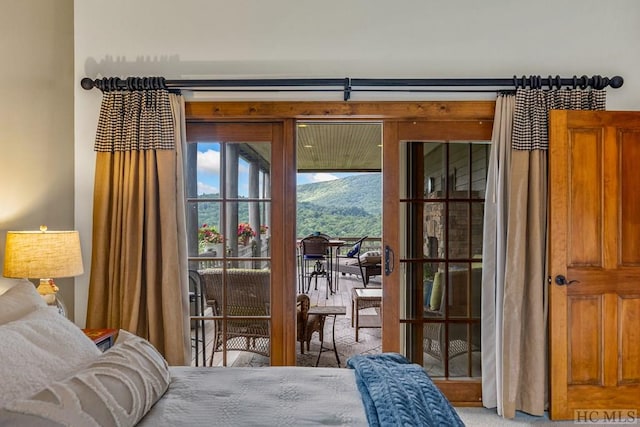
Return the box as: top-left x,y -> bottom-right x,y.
198,223 -> 224,253
237,222 -> 256,245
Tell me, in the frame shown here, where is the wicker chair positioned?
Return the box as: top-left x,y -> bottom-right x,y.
198,268 -> 271,366
296,294 -> 322,354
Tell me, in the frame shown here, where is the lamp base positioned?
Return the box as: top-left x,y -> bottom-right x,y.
37,279 -> 66,317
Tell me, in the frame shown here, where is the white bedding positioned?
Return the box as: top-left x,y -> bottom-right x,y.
138,366 -> 368,427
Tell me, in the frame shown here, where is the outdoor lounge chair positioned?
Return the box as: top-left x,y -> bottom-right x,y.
336,236 -> 382,288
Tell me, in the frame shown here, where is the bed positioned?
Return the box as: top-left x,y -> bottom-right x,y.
0,278 -> 463,427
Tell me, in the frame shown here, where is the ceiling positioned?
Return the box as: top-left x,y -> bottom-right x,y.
239,122 -> 383,173
296,122 -> 382,172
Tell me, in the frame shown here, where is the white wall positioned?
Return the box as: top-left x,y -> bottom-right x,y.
1,0 -> 75,317
74,0 -> 640,324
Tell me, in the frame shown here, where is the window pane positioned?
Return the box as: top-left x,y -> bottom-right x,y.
195,142 -> 221,199
447,323 -> 478,378
471,202 -> 484,257
424,262 -> 446,313
423,321 -> 445,377
224,201 -> 269,262
424,142 -> 446,198
186,201 -> 225,260
424,201 -> 445,260
447,263 -> 469,319
235,142 -> 271,199
448,202 -> 469,258
471,262 -> 482,319
449,143 -> 469,198
471,143 -> 490,198
472,323 -> 482,377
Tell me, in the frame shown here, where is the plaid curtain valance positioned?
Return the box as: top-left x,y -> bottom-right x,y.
94,90 -> 175,152
512,88 -> 606,151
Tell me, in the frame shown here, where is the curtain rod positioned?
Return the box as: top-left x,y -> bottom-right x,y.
80,75 -> 623,101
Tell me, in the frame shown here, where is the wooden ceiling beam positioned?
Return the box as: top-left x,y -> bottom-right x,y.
185,101 -> 495,122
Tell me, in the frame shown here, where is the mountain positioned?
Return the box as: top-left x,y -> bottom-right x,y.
296,173 -> 381,237
197,173 -> 382,238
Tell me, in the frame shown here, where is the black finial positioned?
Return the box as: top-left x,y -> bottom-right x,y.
80,78 -> 95,90
609,76 -> 624,88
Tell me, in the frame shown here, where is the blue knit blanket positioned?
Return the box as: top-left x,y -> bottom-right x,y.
346,353 -> 465,427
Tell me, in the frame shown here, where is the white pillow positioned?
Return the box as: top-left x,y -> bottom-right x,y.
0,307 -> 101,406
0,279 -> 46,325
1,330 -> 170,427
0,277 -> 22,294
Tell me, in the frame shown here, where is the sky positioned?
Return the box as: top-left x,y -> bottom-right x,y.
196,143 -> 356,196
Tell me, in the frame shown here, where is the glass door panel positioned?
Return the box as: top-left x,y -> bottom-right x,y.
398,140 -> 489,378
186,123 -> 284,367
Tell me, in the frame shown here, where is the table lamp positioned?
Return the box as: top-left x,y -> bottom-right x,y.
3,226 -> 83,316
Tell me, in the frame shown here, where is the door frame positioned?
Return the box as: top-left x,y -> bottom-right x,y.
185,101 -> 495,402
185,120 -> 296,366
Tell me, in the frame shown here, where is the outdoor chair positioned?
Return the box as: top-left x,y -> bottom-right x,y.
296,294 -> 323,354
198,268 -> 271,366
299,234 -> 333,297
188,270 -> 207,367
335,236 -> 382,288
423,268 -> 482,362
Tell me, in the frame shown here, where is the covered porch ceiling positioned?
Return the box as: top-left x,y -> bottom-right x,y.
296,122 -> 382,172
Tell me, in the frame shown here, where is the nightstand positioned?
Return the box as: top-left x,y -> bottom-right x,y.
82,328 -> 118,352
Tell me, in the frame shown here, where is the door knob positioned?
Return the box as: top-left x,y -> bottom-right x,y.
554,275 -> 580,286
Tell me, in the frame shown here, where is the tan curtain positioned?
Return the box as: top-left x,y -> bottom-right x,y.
87,90 -> 190,366
483,88 -> 606,418
481,93 -> 514,413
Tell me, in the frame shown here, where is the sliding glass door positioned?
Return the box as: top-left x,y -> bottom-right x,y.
185,122 -> 296,366
382,119 -> 492,402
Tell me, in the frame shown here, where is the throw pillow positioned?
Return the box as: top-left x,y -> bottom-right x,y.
429,272 -> 443,311
0,279 -> 46,325
0,307 -> 101,406
347,242 -> 361,257
1,330 -> 170,427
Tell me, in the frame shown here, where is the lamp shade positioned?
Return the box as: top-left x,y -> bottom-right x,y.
3,230 -> 84,279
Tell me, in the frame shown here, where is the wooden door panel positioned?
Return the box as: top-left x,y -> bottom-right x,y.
567,385 -> 640,409
620,131 -> 640,265
568,129 -> 603,266
568,296 -> 602,385
550,110 -> 640,420
619,296 -> 640,383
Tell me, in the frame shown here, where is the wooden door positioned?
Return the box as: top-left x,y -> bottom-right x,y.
549,110 -> 640,420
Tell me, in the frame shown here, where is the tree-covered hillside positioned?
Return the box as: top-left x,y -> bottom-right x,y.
296,173 -> 381,237
197,173 -> 382,238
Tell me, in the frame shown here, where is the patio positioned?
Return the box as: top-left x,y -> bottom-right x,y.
189,263 -> 479,376
190,268 -> 383,368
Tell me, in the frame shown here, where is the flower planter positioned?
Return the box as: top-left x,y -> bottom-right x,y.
202,243 -> 223,256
